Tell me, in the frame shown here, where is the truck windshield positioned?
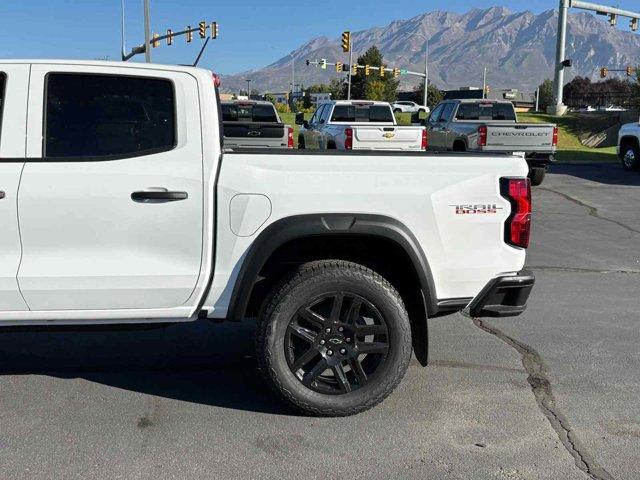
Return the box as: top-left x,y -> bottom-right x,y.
455,103 -> 516,121
331,104 -> 394,123
221,103 -> 278,123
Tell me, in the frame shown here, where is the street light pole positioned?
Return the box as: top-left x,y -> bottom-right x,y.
551,0 -> 570,114
143,0 -> 152,63
423,39 -> 429,108
482,67 -> 487,99
246,79 -> 251,97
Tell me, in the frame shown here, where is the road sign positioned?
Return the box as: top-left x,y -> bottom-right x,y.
400,69 -> 408,75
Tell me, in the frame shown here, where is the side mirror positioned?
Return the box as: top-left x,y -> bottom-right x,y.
295,112 -> 305,125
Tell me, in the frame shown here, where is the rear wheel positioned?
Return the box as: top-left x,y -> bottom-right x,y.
621,144 -> 639,171
529,167 -> 546,186
394,108 -> 402,113
256,260 -> 412,416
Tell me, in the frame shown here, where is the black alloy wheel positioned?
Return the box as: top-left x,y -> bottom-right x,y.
284,292 -> 389,395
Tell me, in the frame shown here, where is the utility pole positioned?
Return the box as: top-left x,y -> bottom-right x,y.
550,0 -> 569,115
246,79 -> 251,97
482,67 -> 487,99
143,0 -> 152,63
347,47 -> 354,100
535,87 -> 540,112
423,39 -> 429,108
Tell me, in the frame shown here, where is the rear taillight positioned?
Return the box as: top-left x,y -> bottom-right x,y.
287,127 -> 294,149
552,126 -> 559,147
345,128 -> 353,150
500,178 -> 532,249
421,129 -> 428,150
478,125 -> 487,147
212,73 -> 221,88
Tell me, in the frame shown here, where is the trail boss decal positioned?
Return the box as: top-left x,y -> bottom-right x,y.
450,204 -> 504,215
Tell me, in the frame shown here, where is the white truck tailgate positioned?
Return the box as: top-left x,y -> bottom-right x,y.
353,126 -> 424,151
484,124 -> 555,151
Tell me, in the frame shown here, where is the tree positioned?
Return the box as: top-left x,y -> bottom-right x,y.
413,81 -> 444,110
264,93 -> 276,104
329,79 -> 347,100
537,79 -> 554,111
350,46 -> 399,102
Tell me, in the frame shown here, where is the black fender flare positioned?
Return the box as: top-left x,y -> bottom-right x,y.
226,212 -> 437,344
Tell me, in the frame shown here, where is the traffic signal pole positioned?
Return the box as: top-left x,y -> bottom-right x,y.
143,0 -> 152,63
348,48 -> 353,100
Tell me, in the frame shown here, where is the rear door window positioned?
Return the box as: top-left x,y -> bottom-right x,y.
0,73 -> 5,143
440,103 -> 456,122
44,73 -> 176,158
455,102 -> 516,121
221,103 -> 279,123
331,104 -> 394,123
429,104 -> 444,123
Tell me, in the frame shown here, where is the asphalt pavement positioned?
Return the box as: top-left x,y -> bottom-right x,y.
0,162 -> 638,480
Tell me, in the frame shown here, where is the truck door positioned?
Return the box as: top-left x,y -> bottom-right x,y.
426,104 -> 445,150
17,65 -> 204,312
0,66 -> 30,311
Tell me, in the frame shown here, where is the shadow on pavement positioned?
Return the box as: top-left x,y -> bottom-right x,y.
550,161 -> 640,187
0,320 -> 295,416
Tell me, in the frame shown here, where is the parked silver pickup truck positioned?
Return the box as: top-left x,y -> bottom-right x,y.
222,100 -> 293,149
296,100 -> 427,151
425,99 -> 557,185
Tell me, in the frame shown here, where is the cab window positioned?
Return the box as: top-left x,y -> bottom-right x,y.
44,73 -> 176,158
429,104 -> 444,123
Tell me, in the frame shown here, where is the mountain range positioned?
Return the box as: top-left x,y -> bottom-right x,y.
219,6 -> 640,94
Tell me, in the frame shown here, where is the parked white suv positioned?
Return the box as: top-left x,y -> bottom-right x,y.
0,60 -> 534,416
618,121 -> 640,171
392,101 -> 429,114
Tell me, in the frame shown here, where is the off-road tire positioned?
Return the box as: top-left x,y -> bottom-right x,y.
256,260 -> 412,417
529,167 -> 546,186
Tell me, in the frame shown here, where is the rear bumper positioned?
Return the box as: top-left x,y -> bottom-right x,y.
525,153 -> 555,168
465,270 -> 535,318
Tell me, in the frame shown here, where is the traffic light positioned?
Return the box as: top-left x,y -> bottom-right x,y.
627,66 -> 634,77
211,22 -> 219,39
485,85 -> 492,95
631,18 -> 639,31
320,59 -> 327,70
600,67 -> 608,78
336,61 -> 343,73
186,26 -> 193,42
393,68 -> 400,78
167,29 -> 173,45
351,63 -> 358,75
305,59 -> 310,66
609,14 -> 617,26
380,65 -> 386,78
365,65 -> 371,76
341,31 -> 351,53
152,33 -> 160,48
199,21 -> 207,38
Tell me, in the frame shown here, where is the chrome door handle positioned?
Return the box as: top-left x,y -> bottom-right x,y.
0,191 -> 5,200
131,187 -> 188,203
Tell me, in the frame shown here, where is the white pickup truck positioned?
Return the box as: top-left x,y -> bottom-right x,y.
618,121 -> 640,171
296,100 -> 427,151
0,60 -> 534,416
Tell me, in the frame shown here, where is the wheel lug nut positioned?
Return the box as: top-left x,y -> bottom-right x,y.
320,340 -> 326,346
325,328 -> 331,333
338,327 -> 344,332
327,350 -> 333,356
340,348 -> 346,355
346,338 -> 351,343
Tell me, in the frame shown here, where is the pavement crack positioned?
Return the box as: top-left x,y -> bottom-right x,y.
472,318 -> 615,480
538,187 -> 640,235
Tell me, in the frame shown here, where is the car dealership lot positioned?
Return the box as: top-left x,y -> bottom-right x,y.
1,163 -> 638,480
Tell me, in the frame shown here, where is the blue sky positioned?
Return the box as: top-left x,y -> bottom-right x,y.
0,1 -> 638,74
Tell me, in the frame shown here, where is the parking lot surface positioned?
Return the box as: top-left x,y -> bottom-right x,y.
1,163 -> 638,480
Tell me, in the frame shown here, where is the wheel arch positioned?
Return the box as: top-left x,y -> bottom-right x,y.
619,135 -> 639,156
225,214 -> 438,366
452,138 -> 467,151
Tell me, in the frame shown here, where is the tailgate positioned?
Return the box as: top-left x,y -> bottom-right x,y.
352,126 -> 424,151
223,122 -> 287,148
484,124 -> 555,151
